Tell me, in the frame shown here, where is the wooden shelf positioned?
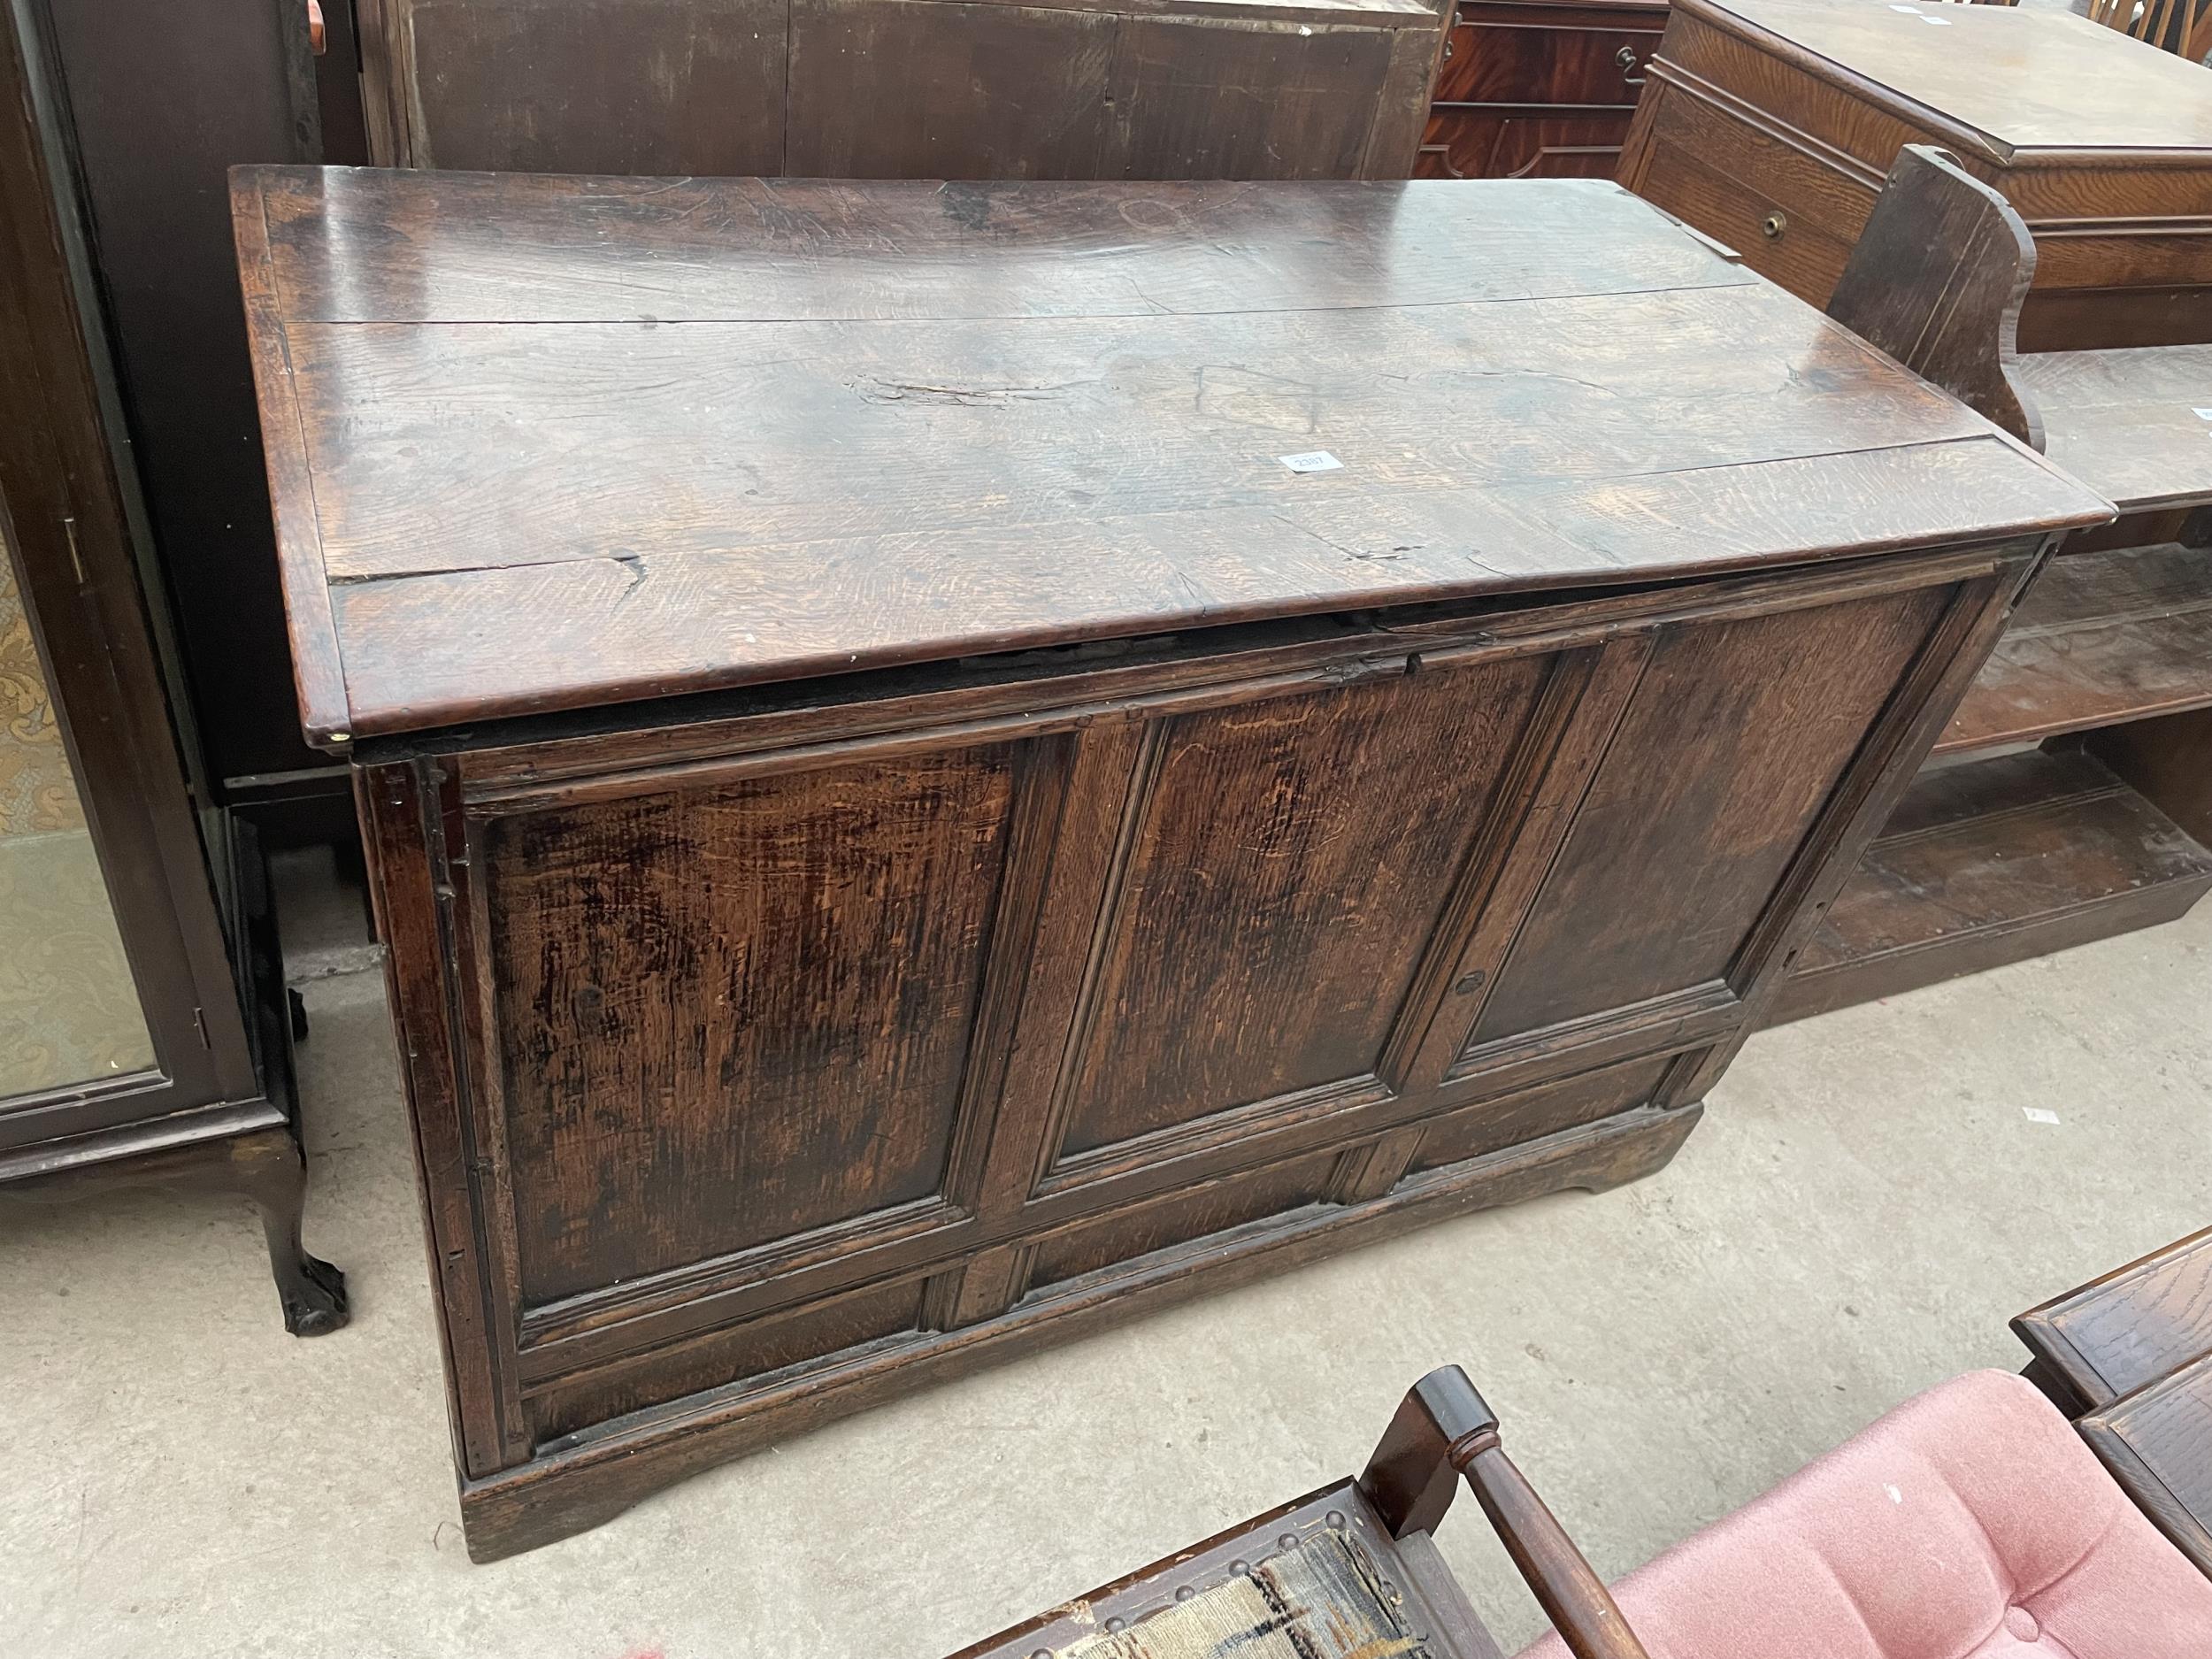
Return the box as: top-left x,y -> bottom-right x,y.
1936,541 -> 2212,757
1770,748 -> 2212,1025
2016,348 -> 2212,515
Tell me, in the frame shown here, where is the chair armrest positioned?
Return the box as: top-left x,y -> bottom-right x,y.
1357,1367 -> 1649,1659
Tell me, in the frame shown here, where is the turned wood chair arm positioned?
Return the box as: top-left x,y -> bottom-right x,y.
1357,1366 -> 1650,1659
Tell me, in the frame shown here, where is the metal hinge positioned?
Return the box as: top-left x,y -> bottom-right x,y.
193,1006 -> 211,1048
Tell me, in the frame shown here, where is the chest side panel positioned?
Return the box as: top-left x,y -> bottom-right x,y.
1465,580 -> 1950,1047
483,744 -> 1016,1305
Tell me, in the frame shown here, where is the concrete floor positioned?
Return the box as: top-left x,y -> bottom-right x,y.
5,863 -> 2208,1659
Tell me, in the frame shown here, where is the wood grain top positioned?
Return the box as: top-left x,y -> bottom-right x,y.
1694,0 -> 2212,158
2015,1226 -> 2212,1411
2016,347 -> 2212,513
2079,1350 -> 2212,1576
231,167 -> 2108,745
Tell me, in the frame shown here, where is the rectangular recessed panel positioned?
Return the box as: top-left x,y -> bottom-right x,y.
486,747 -> 1015,1303
526,1275 -> 926,1446
1028,1149 -> 1342,1289
1470,584 -> 1948,1045
1412,1057 -> 1675,1173
1060,657 -> 1553,1157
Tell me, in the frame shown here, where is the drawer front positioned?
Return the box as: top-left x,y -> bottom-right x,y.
1638,134 -> 1856,303
1417,108 -> 1636,179
1631,77 -> 1879,307
1435,13 -> 1663,109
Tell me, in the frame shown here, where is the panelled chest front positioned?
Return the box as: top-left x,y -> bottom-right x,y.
232,168 -> 2106,1558
1622,0 -> 2212,349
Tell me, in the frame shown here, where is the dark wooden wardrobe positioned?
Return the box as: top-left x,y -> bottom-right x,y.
0,0 -> 344,1334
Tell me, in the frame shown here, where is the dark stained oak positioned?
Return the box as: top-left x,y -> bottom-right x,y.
488,748 -> 1017,1305
1692,0 -> 2212,155
356,0 -> 1449,182
2016,1228 -> 2212,1415
232,168 -> 2101,745
2016,1231 -> 2212,1580
2081,1353 -> 2212,1579
1416,0 -> 1669,182
1466,585 -> 1949,1042
236,169 -> 2108,1558
1361,1368 -> 1648,1659
1057,657 -> 1553,1156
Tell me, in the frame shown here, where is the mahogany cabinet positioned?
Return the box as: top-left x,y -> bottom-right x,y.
231,167 -> 2105,1558
1417,0 -> 1669,180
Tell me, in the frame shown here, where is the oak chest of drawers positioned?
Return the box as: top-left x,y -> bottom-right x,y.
231,167 -> 2105,1558
1621,0 -> 2212,349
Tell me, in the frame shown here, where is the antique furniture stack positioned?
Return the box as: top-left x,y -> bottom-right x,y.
1620,0 -> 2212,1017
234,161 -> 2105,1556
947,1364 -> 2212,1658
2017,1228 -> 2212,1578
0,0 -> 343,1334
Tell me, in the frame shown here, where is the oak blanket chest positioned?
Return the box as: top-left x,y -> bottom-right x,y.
229,168 -> 2106,1557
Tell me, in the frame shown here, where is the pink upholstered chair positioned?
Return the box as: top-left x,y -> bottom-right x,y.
941,1366 -> 2211,1659
1516,1369 -> 2212,1659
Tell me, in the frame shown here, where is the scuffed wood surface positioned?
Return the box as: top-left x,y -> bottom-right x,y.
2015,345 -> 2212,512
1694,0 -> 2212,154
232,169 -> 2107,743
2015,1227 -> 2212,1412
2080,1354 -> 2212,1578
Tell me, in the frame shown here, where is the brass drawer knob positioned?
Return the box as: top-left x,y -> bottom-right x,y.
1762,210 -> 1787,240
